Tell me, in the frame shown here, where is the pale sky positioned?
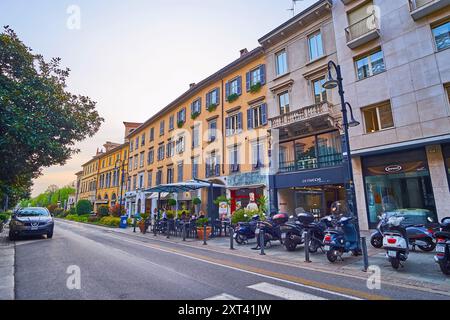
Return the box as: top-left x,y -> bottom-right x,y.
0,0 -> 318,197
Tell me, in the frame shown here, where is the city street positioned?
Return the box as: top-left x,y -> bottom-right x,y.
12,220 -> 450,300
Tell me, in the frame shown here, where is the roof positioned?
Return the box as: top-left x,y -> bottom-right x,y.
258,0 -> 331,45
126,46 -> 265,139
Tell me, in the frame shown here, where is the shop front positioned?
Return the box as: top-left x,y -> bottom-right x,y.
362,148 -> 438,229
226,171 -> 269,214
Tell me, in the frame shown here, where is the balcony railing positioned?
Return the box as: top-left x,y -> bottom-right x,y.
408,0 -> 450,20
279,154 -> 343,173
345,12 -> 380,49
269,101 -> 332,130
206,164 -> 220,178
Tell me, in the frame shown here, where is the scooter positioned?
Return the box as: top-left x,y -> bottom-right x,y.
323,215 -> 361,263
234,214 -> 261,245
382,215 -> 409,270
255,213 -> 288,248
280,215 -> 305,252
371,213 -> 436,252
435,217 -> 450,275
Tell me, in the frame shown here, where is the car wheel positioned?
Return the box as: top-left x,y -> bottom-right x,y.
47,229 -> 54,239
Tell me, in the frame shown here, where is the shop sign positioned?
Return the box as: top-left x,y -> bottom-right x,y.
218,202 -> 228,215
384,165 -> 403,173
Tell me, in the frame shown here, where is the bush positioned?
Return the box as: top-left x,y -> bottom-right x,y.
47,204 -> 59,214
99,216 -> 121,227
97,205 -> 109,217
69,207 -> 76,215
53,208 -> 64,216
231,209 -> 266,225
196,217 -> 209,227
166,210 -> 175,219
0,212 -> 11,222
57,211 -> 69,218
192,197 -> 201,205
76,200 -> 92,215
66,214 -> 89,223
88,215 -> 100,223
168,199 -> 177,207
109,204 -> 125,217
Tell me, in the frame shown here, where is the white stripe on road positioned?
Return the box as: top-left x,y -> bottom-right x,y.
248,282 -> 326,300
204,293 -> 241,300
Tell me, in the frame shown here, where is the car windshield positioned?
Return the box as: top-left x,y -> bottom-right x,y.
16,208 -> 49,217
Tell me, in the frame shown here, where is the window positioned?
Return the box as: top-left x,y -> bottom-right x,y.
177,161 -> 184,183
156,170 -> 163,185
159,120 -> 165,136
225,113 -> 243,136
147,148 -> 154,165
177,108 -> 186,124
363,102 -> 394,133
226,77 -> 242,99
176,135 -> 185,154
133,155 -> 138,170
169,115 -> 174,131
208,119 -> 217,142
138,173 -> 144,189
206,88 -> 220,108
167,167 -> 174,184
229,145 -> 240,173
148,171 -> 153,188
246,65 -> 266,92
355,50 -> 386,80
312,77 -> 327,104
130,140 -> 134,152
135,137 -> 139,150
166,140 -> 174,158
128,158 -> 133,171
141,134 -> 146,146
139,152 -> 145,168
252,140 -> 265,169
132,175 -> 137,190
206,152 -> 220,178
279,91 -> 290,114
247,104 -> 268,129
191,99 -> 201,116
276,50 -> 288,76
193,125 -> 200,148
158,144 -> 165,161
432,21 -> 450,52
308,31 -> 324,61
108,157 -> 112,166
150,128 -> 154,142
192,156 -> 199,179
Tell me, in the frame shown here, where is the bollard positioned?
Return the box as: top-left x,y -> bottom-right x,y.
259,229 -> 266,255
153,219 -> 157,236
203,224 -> 207,245
304,231 -> 311,263
133,216 -> 136,233
182,222 -> 186,241
361,236 -> 369,272
166,220 -> 170,239
229,226 -> 234,250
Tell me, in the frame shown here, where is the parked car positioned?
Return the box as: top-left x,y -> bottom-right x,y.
9,207 -> 54,240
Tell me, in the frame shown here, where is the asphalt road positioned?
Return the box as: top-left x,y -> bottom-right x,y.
13,220 -> 450,300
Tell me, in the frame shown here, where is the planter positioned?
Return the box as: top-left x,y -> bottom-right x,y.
138,221 -> 146,233
197,226 -> 212,240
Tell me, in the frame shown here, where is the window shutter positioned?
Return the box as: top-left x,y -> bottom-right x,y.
190,102 -> 194,115
216,88 -> 220,105
206,92 -> 210,108
225,82 -> 230,100
246,72 -> 251,92
199,97 -> 202,113
237,76 -> 242,95
247,108 -> 253,130
225,117 -> 231,137
261,103 -> 268,125
260,65 -> 266,85
237,112 -> 243,132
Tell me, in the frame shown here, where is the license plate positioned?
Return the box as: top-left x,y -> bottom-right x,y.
436,246 -> 446,253
281,233 -> 286,239
31,226 -> 38,231
388,250 -> 397,258
324,245 -> 330,251
255,229 -> 260,234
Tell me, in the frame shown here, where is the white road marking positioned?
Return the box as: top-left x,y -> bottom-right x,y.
248,282 -> 326,300
204,293 -> 241,300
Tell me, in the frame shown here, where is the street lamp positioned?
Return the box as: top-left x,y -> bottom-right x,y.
114,159 -> 128,210
323,60 -> 362,251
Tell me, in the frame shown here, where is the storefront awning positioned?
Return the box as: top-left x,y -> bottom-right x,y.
145,180 -> 225,193
227,184 -> 265,191
95,200 -> 108,204
149,192 -> 170,199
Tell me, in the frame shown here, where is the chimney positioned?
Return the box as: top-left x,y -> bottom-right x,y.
189,83 -> 196,89
240,48 -> 248,57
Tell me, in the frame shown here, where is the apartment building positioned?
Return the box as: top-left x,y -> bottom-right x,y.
125,48 -> 268,218
331,0 -> 450,229
78,156 -> 100,205
259,0 -> 347,218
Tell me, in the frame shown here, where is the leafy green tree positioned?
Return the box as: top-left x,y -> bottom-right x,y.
76,200 -> 92,216
0,27 -> 103,208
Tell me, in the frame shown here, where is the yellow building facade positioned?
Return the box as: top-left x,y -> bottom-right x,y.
78,157 -> 100,206
125,48 -> 269,217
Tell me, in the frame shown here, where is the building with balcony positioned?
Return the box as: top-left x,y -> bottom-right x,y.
258,0 -> 348,218
332,0 -> 450,229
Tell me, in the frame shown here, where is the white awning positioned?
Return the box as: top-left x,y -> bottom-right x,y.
149,192 -> 170,199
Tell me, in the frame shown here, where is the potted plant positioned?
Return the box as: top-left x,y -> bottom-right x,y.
191,111 -> 200,120
177,120 -> 184,128
250,82 -> 262,93
207,103 -> 218,112
196,217 -> 212,240
227,93 -> 239,103
192,197 -> 201,214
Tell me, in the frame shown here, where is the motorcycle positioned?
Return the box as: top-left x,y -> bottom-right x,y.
382,214 -> 409,270
255,213 -> 288,248
435,217 -> 450,275
234,214 -> 261,245
371,212 -> 436,252
323,215 -> 361,262
280,214 -> 305,252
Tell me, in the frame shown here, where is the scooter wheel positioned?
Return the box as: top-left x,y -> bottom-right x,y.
370,236 -> 383,249
326,250 -> 338,263
284,238 -> 297,252
418,239 -> 436,252
390,258 -> 400,270
308,239 -> 319,253
235,234 -> 247,245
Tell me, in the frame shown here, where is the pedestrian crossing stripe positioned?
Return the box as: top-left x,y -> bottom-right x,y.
204,293 -> 241,300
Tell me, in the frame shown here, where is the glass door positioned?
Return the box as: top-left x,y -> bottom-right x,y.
295,190 -> 324,217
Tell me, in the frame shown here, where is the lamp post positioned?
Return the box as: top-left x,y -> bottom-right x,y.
114,159 -> 128,211
193,178 -> 214,219
323,60 -> 362,250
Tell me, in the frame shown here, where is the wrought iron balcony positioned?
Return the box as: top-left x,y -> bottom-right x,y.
278,154 -> 343,174
409,0 -> 450,20
269,101 -> 334,130
345,12 -> 380,49
206,164 -> 220,178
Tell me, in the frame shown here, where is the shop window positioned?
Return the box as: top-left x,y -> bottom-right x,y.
363,102 -> 394,133
432,20 -> 450,52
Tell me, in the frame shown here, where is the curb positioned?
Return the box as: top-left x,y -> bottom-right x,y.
0,225 -> 15,300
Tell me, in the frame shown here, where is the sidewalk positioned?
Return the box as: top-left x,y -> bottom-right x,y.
111,225 -> 450,295
0,223 -> 15,300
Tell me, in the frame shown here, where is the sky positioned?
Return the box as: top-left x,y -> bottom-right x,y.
0,0 -> 318,197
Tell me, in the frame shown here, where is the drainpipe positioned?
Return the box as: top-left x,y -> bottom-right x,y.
221,79 -> 225,175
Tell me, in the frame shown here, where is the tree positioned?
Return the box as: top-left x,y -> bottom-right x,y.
0,27 -> 103,208
76,200 -> 92,216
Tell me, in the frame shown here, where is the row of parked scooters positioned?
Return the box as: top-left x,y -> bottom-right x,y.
233,201 -> 450,275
